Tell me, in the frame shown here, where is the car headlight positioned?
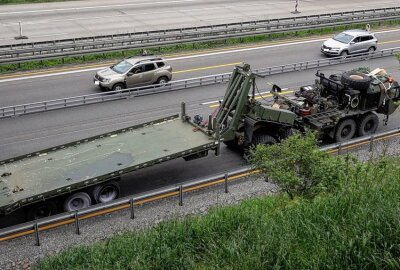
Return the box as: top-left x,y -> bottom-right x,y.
103,78 -> 111,83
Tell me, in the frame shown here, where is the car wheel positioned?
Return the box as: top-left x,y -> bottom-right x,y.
340,50 -> 348,58
63,192 -> 92,212
368,47 -> 376,53
156,76 -> 169,85
112,83 -> 125,91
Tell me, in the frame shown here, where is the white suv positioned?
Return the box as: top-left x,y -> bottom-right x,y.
321,29 -> 378,57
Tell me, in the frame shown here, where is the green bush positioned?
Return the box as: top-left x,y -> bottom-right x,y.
250,133 -> 346,199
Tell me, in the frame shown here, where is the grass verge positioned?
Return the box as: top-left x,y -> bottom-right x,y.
34,151 -> 400,269
2,19 -> 400,74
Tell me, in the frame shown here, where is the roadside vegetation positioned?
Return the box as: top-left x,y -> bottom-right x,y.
2,19 -> 400,74
35,134 -> 400,270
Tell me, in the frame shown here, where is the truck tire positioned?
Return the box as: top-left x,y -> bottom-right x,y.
91,181 -> 120,204
252,134 -> 277,146
357,113 -> 379,137
341,71 -> 371,91
63,192 -> 92,212
27,201 -> 58,220
334,118 -> 356,142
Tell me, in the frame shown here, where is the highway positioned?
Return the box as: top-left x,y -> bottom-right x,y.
0,28 -> 400,228
0,0 -> 399,45
1,29 -> 400,107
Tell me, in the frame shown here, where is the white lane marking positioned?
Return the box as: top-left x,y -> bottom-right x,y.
0,28 -> 399,84
0,0 -> 198,15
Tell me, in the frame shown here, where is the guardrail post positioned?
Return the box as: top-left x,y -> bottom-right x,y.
34,223 -> 40,246
130,198 -> 135,219
74,211 -> 80,235
338,143 -> 342,155
179,185 -> 183,206
224,173 -> 229,193
369,136 -> 374,152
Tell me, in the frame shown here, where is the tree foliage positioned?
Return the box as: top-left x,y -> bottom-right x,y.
250,132 -> 346,199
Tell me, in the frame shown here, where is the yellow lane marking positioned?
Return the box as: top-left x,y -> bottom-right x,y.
173,62 -> 242,74
379,39 -> 400,44
208,90 -> 294,108
1,28 -> 399,81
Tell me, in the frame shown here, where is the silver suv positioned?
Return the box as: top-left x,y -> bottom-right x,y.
321,29 -> 377,57
94,56 -> 172,91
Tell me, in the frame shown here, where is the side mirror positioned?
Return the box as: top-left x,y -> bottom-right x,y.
350,41 -> 355,45
127,72 -> 134,76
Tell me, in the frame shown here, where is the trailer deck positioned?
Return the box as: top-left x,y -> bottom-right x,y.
0,115 -> 217,213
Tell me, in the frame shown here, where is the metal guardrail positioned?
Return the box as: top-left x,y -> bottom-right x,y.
0,166 -> 254,244
0,128 -> 399,244
1,7 -> 400,64
1,47 -> 399,119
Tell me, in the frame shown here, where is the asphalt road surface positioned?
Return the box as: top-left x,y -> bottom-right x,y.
0,0 -> 399,45
0,29 -> 399,107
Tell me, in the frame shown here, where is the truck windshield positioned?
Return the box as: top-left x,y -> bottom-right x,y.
333,33 -> 354,44
111,60 -> 133,74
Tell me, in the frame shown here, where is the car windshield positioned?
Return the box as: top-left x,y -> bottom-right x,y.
333,33 -> 354,44
111,60 -> 133,74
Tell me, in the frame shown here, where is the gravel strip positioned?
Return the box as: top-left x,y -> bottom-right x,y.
0,136 -> 399,270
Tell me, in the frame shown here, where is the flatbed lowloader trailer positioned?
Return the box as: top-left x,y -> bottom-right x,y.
0,113 -> 220,219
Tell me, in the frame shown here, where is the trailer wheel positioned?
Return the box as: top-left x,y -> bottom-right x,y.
252,134 -> 277,146
334,118 -> 356,142
27,201 -> 58,220
63,192 -> 92,212
357,113 -> 379,137
92,181 -> 120,204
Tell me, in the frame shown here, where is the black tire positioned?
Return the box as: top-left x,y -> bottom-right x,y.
280,128 -> 294,140
357,113 -> 379,137
340,50 -> 348,57
252,134 -> 277,146
91,181 -> 120,204
341,71 -> 371,91
367,46 -> 376,53
334,118 -> 356,142
27,201 -> 58,220
156,76 -> 169,85
63,192 -> 92,212
112,83 -> 125,91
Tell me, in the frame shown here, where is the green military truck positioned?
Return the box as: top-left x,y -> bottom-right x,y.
217,64 -> 400,149
1,64 -> 399,220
